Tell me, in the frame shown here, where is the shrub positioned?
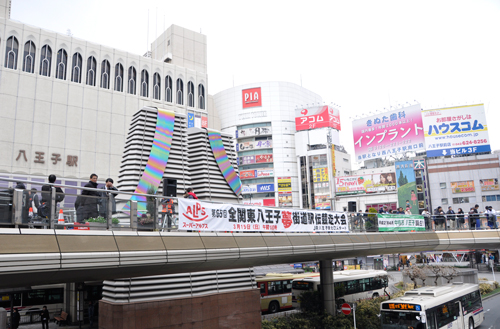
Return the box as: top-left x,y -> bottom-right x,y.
494,281 -> 500,289
86,216 -> 119,224
479,283 -> 493,295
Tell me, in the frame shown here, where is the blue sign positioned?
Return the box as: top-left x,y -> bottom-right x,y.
294,264 -> 303,269
188,113 -> 194,128
257,183 -> 274,193
426,145 -> 491,158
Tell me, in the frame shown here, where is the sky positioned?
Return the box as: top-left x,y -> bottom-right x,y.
10,0 -> 500,158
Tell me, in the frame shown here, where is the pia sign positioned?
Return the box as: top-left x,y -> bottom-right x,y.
242,87 -> 262,109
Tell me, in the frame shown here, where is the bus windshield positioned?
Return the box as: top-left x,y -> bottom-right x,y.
292,281 -> 313,291
381,311 -> 424,329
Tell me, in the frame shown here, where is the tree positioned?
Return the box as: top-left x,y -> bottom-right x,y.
442,266 -> 459,283
398,171 -> 408,187
402,266 -> 428,289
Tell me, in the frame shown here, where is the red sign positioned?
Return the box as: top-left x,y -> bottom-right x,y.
295,105 -> 341,131
201,116 -> 208,128
240,170 -> 256,180
341,303 -> 351,315
256,154 -> 273,163
242,87 -> 262,109
183,202 -> 208,222
263,199 -> 275,207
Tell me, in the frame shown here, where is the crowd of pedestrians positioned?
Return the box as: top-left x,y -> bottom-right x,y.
425,204 -> 497,230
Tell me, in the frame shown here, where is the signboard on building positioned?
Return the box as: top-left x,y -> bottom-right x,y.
352,104 -> 425,162
179,199 -> 349,232
377,214 -> 425,232
242,87 -> 262,109
366,173 -> 396,193
278,193 -> 293,207
295,105 -> 341,131
239,155 -> 255,165
331,147 -> 336,177
188,113 -> 194,128
242,183 -> 275,194
395,161 -> 418,214
278,177 -> 292,192
236,140 -> 272,151
480,179 -> 499,191
335,174 -> 396,195
256,154 -> 273,163
312,167 -> 329,182
243,198 -> 276,207
451,181 -> 475,193
236,126 -> 272,138
240,170 -> 256,180
256,169 -> 274,178
422,104 -> 490,157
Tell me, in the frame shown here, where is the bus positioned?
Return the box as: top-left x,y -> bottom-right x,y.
380,283 -> 484,329
256,272 -> 319,313
292,270 -> 388,307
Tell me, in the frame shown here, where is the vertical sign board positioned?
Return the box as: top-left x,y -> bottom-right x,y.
187,113 -> 194,128
352,104 -> 425,162
331,147 -> 336,178
395,161 -> 418,214
422,104 -> 490,157
278,177 -> 292,207
295,105 -> 341,131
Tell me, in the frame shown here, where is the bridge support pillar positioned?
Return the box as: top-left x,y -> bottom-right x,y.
319,259 -> 335,316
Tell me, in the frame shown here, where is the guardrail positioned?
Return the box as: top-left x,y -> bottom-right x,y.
0,177 -> 497,232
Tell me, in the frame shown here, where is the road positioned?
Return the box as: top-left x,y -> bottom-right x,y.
480,293 -> 500,328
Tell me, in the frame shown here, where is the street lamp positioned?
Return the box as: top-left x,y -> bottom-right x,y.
244,185 -> 252,205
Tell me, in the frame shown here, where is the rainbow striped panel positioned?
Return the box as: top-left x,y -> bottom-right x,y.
208,130 -> 242,196
123,108 -> 175,214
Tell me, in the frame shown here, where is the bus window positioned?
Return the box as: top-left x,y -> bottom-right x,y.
292,281 -> 313,291
381,311 -> 421,327
0,293 -> 21,309
284,280 -> 292,294
425,311 -> 437,329
268,281 -> 284,295
346,280 -> 360,294
260,283 -> 266,295
436,302 -> 459,328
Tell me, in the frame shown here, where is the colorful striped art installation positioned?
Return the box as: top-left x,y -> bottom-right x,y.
123,108 -> 175,215
208,129 -> 242,196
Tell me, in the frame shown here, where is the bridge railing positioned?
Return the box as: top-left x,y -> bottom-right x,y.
0,177 -> 497,232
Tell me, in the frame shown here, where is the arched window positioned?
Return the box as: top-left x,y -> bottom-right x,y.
22,41 -> 36,73
176,78 -> 183,105
198,84 -> 205,110
86,56 -> 97,86
55,49 -> 67,80
100,59 -> 110,89
140,69 -> 149,97
4,36 -> 18,69
187,81 -> 194,107
128,66 -> 136,95
153,73 -> 161,100
39,45 -> 52,77
165,76 -> 172,102
71,52 -> 82,83
114,63 -> 124,92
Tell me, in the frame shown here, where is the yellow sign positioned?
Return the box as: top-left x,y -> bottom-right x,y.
2,295 -> 9,301
331,147 -> 336,178
313,167 -> 328,182
451,181 -> 475,193
278,177 -> 292,192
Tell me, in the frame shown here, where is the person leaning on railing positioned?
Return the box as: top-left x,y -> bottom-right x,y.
40,174 -> 65,220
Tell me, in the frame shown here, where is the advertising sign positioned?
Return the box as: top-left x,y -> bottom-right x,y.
352,104 -> 425,162
195,112 -> 201,128
278,193 -> 292,207
367,173 -> 396,193
257,183 -> 274,193
239,155 -> 255,165
237,140 -> 272,151
377,214 -> 425,232
187,113 -> 194,128
312,167 -> 329,183
395,161 -> 418,214
201,116 -> 208,128
422,104 -> 490,157
278,177 -> 292,192
451,181 -> 475,193
480,179 -> 499,191
242,185 -> 257,194
179,199 -> 349,232
295,105 -> 341,131
331,147 -> 336,177
256,169 -> 273,178
236,126 -> 272,138
242,87 -> 262,109
256,154 -> 273,163
240,170 -> 256,180
242,198 -> 275,207
335,175 -> 369,195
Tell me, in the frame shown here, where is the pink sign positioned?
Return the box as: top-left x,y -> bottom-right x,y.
352,104 -> 425,161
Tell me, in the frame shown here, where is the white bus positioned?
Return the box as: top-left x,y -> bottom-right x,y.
292,270 -> 388,307
380,283 -> 484,329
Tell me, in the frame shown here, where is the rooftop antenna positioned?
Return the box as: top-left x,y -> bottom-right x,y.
147,9 -> 149,54
155,7 -> 158,58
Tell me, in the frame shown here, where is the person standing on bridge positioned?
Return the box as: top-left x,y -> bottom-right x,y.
80,174 -> 100,221
99,178 -> 119,219
41,175 -> 65,220
446,206 -> 456,230
434,206 -> 445,230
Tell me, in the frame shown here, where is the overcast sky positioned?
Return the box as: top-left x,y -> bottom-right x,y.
11,0 -> 500,158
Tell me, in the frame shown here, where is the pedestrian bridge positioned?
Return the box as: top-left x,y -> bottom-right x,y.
1,228 -> 499,288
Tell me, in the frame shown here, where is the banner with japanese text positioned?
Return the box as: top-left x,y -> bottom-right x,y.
480,179 -> 499,191
237,140 -> 272,151
295,105 -> 341,131
352,104 -> 425,162
451,181 -> 475,193
236,126 -> 272,138
377,214 -> 425,232
422,104 -> 490,157
178,199 -> 349,233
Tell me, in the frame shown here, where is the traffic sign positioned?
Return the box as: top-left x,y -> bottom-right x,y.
341,303 -> 351,315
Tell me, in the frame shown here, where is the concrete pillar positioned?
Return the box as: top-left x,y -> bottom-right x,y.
319,259 -> 335,316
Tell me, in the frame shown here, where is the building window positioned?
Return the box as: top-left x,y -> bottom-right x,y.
39,45 -> 51,77
114,63 -> 123,92
343,158 -> 349,162
176,78 -> 183,105
100,59 -> 110,89
153,72 -> 161,100
22,40 -> 36,73
440,183 -> 446,189
127,66 -> 136,94
165,76 -> 172,102
71,52 -> 82,83
86,56 -> 97,86
344,171 -> 350,175
187,81 -> 194,107
140,69 -> 149,97
453,197 -> 469,204
198,84 -> 205,109
55,49 -> 67,80
441,198 -> 448,205
4,36 -> 19,69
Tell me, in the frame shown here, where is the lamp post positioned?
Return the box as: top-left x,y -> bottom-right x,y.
244,185 -> 252,205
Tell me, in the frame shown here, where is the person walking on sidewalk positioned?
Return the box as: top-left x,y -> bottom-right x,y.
40,306 -> 50,329
11,308 -> 20,329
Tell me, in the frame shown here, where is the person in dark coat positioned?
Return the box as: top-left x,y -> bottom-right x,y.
40,174 -> 65,220
11,308 -> 20,329
80,174 -> 100,221
99,178 -> 119,219
40,306 -> 50,329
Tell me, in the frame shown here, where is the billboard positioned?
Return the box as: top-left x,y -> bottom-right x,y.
236,140 -> 272,151
242,183 -> 275,194
352,104 -> 425,161
235,126 -> 272,138
256,154 -> 273,163
256,169 -> 273,178
278,193 -> 293,207
295,105 -> 341,131
480,179 -> 499,191
377,214 -> 425,232
242,87 -> 262,109
451,181 -> 475,193
335,174 -> 396,195
240,170 -> 256,180
312,167 -> 329,182
367,173 -> 396,193
278,177 -> 292,192
422,104 -> 490,157
395,161 -> 418,214
242,198 -> 275,207
238,155 -> 255,165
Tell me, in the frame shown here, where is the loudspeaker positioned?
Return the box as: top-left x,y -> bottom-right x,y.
163,178 -> 177,197
348,201 -> 356,212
